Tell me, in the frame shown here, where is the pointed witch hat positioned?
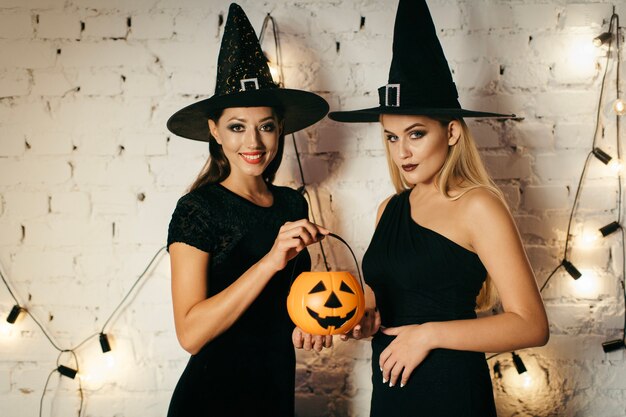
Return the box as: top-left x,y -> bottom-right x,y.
329,0 -> 515,122
167,3 -> 329,141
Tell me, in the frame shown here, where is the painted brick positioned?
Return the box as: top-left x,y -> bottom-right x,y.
76,69 -> 123,96
130,13 -> 175,39
31,69 -> 76,96
0,68 -> 31,97
483,153 -> 532,180
36,12 -> 81,39
60,41 -> 155,68
50,191 -> 90,216
0,13 -> 34,39
0,125 -> 28,156
522,185 -> 570,211
512,5 -> 560,30
0,159 -> 72,186
82,14 -> 129,39
561,4 -> 613,28
0,40 -> 56,68
466,3 -> 514,31
3,191 -> 48,219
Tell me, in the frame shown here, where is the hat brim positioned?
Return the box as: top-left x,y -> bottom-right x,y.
167,88 -> 329,141
328,106 -> 516,123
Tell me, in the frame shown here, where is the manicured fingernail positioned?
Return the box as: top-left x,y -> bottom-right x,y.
380,367 -> 383,371
382,377 -> 387,384
389,382 -> 394,387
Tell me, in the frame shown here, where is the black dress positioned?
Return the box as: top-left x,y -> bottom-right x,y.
166,183 -> 311,417
362,190 -> 497,417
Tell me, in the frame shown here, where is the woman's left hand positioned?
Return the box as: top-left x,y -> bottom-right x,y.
292,327 -> 333,352
379,324 -> 435,387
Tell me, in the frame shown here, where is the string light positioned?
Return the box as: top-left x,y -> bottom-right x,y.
599,221 -> 621,237
592,147 -> 613,165
99,333 -> 112,353
562,259 -> 582,280
592,32 -> 614,47
613,98 -> 626,116
602,338 -> 625,352
57,364 -> 78,379
6,304 -> 23,324
0,246 -> 166,416
511,352 -> 527,374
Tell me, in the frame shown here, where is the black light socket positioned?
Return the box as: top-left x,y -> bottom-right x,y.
493,361 -> 502,379
57,365 -> 78,379
511,352 -> 527,374
99,333 -> 112,353
6,305 -> 22,324
562,259 -> 582,280
599,221 -> 621,237
602,339 -> 625,353
592,147 -> 612,165
593,32 -> 614,47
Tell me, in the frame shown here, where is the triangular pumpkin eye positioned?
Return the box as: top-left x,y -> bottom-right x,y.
309,280 -> 327,293
339,281 -> 354,294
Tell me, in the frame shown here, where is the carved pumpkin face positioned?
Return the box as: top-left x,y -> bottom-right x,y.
287,271 -> 365,335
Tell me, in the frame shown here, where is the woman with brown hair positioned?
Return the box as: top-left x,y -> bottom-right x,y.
165,4 -> 331,416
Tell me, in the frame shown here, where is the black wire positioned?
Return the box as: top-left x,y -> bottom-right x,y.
539,263 -> 564,293
563,151 -> 593,257
39,368 -> 57,417
101,246 -> 167,332
0,264 -> 20,304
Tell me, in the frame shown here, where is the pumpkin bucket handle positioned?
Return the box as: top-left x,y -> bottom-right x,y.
289,232 -> 365,291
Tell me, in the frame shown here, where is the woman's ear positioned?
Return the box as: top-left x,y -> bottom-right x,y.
208,119 -> 221,144
447,120 -> 461,146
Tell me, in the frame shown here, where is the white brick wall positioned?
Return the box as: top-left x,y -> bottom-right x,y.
1,1 -> 625,416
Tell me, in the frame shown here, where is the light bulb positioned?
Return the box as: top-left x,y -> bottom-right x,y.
593,32 -> 614,47
608,158 -> 623,175
613,99 -> 626,116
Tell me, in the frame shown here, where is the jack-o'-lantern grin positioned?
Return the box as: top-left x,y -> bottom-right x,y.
306,306 -> 357,329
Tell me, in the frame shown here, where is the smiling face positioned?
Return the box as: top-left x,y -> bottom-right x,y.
208,106 -> 282,181
287,271 -> 365,335
381,114 -> 460,187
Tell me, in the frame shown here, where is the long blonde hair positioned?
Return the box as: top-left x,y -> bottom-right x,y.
382,116 -> 504,311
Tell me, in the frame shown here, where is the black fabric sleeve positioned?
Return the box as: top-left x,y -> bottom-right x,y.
167,193 -> 217,254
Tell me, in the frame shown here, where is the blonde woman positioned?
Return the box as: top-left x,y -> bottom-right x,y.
326,1 -> 549,416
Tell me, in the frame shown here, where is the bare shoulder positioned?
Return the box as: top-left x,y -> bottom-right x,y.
458,188 -> 513,229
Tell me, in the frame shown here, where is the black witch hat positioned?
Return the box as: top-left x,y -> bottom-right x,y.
329,0 -> 514,122
167,3 -> 329,141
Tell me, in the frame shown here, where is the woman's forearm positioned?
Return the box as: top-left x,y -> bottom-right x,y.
426,311 -> 549,354
175,257 -> 278,354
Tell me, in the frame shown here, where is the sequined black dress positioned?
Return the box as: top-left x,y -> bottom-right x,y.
166,183 -> 311,417
362,190 -> 497,417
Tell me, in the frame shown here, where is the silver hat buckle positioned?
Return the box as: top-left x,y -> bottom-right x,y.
240,78 -> 260,91
385,84 -> 401,107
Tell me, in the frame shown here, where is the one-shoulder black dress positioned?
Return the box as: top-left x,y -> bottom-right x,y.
166,183 -> 311,417
362,190 -> 497,417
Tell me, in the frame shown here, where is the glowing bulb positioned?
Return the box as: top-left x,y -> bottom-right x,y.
268,62 -> 279,84
569,269 -> 600,298
522,373 -> 533,388
608,158 -> 623,175
613,99 -> 626,116
579,229 -> 600,248
0,321 -> 13,337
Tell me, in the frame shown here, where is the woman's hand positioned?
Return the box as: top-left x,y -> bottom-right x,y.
262,219 -> 329,273
340,306 -> 381,341
379,324 -> 435,387
292,327 -> 333,352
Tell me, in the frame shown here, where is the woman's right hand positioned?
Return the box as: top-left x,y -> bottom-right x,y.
340,306 -> 381,341
261,219 -> 329,272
